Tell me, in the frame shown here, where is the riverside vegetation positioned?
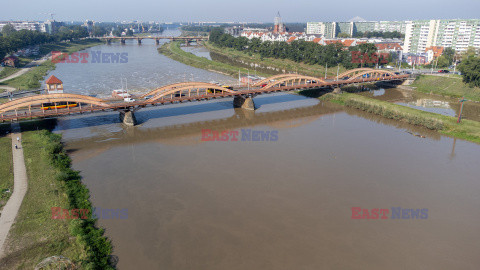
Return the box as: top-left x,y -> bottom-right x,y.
0,127 -> 113,269
318,93 -> 480,143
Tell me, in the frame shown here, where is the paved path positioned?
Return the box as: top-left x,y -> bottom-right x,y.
0,56 -> 49,83
0,124 -> 28,259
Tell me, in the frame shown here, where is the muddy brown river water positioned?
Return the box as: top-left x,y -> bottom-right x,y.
49,31 -> 480,269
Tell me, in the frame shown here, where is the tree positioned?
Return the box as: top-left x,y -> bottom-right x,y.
2,24 -> 16,36
461,47 -> 478,62
126,29 -> 133,36
458,56 -> 480,87
337,33 -> 350,38
436,55 -> 451,68
92,26 -> 107,37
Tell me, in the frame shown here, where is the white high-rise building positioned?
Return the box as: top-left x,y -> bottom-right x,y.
404,19 -> 480,54
306,22 -> 325,35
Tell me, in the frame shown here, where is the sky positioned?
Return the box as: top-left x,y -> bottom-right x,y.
2,0 -> 480,22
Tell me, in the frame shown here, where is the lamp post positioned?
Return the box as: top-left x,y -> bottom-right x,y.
457,97 -> 468,123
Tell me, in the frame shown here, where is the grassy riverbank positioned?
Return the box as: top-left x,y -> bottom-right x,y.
159,41 -> 264,77
411,75 -> 480,102
0,61 -> 56,90
0,39 -> 103,91
204,42 -> 347,78
318,92 -> 480,143
0,137 -> 14,212
0,129 -> 112,269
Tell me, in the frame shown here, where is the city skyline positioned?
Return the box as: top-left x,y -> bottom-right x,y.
2,0 -> 480,22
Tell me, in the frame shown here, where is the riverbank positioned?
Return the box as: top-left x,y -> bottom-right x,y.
158,41 -> 266,78
316,92 -> 480,144
0,39 -> 103,91
0,128 -> 113,269
204,42 -> 347,78
410,74 -> 480,102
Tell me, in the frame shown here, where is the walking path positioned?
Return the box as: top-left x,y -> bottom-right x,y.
0,124 -> 28,259
0,56 -> 49,83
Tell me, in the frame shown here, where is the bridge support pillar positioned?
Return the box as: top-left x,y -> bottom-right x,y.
155,39 -> 160,45
120,110 -> 137,126
137,38 -> 142,44
106,39 -> 111,45
233,96 -> 255,110
120,38 -> 126,44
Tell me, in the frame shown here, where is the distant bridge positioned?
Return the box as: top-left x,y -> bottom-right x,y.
0,68 -> 409,126
97,36 -> 208,45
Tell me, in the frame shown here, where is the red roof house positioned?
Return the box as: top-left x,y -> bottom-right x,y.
45,75 -> 64,93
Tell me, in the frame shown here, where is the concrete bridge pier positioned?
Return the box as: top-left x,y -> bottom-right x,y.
119,110 -> 137,126
106,39 -> 112,45
120,38 -> 126,44
155,38 -> 160,45
233,96 -> 255,110
137,38 -> 142,44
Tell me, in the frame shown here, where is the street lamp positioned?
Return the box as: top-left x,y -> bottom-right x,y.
457,97 -> 468,123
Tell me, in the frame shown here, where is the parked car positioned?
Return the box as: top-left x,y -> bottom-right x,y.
438,69 -> 450,73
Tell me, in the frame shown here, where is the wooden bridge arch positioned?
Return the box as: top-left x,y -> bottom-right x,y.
263,75 -> 326,89
335,68 -> 377,79
347,70 -> 396,81
253,74 -> 309,87
145,84 -> 236,103
0,93 -> 109,114
140,82 -> 225,98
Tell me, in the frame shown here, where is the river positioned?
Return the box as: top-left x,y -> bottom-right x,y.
47,29 -> 480,269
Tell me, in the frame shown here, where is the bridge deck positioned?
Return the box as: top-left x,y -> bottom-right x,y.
0,75 -> 409,122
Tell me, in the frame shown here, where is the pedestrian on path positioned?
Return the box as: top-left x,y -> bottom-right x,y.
16,137 -> 20,142
14,144 -> 17,149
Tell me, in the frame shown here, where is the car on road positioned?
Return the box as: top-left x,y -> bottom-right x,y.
438,69 -> 450,73
124,97 -> 136,102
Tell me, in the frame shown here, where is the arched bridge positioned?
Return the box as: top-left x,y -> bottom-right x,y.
0,68 -> 409,125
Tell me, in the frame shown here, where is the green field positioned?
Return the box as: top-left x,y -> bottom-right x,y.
38,39 -> 103,56
321,92 -> 480,144
411,74 -> 480,102
159,41 -> 260,77
0,61 -> 56,90
0,40 -> 103,91
0,67 -> 18,80
0,136 -> 14,212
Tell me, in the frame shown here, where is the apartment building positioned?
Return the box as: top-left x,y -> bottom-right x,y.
403,19 -> 480,53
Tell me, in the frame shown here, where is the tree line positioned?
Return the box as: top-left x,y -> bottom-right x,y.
209,28 -> 387,69
0,24 -> 89,59
352,31 -> 404,39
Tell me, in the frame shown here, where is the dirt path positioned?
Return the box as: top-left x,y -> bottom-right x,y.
0,125 -> 28,259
